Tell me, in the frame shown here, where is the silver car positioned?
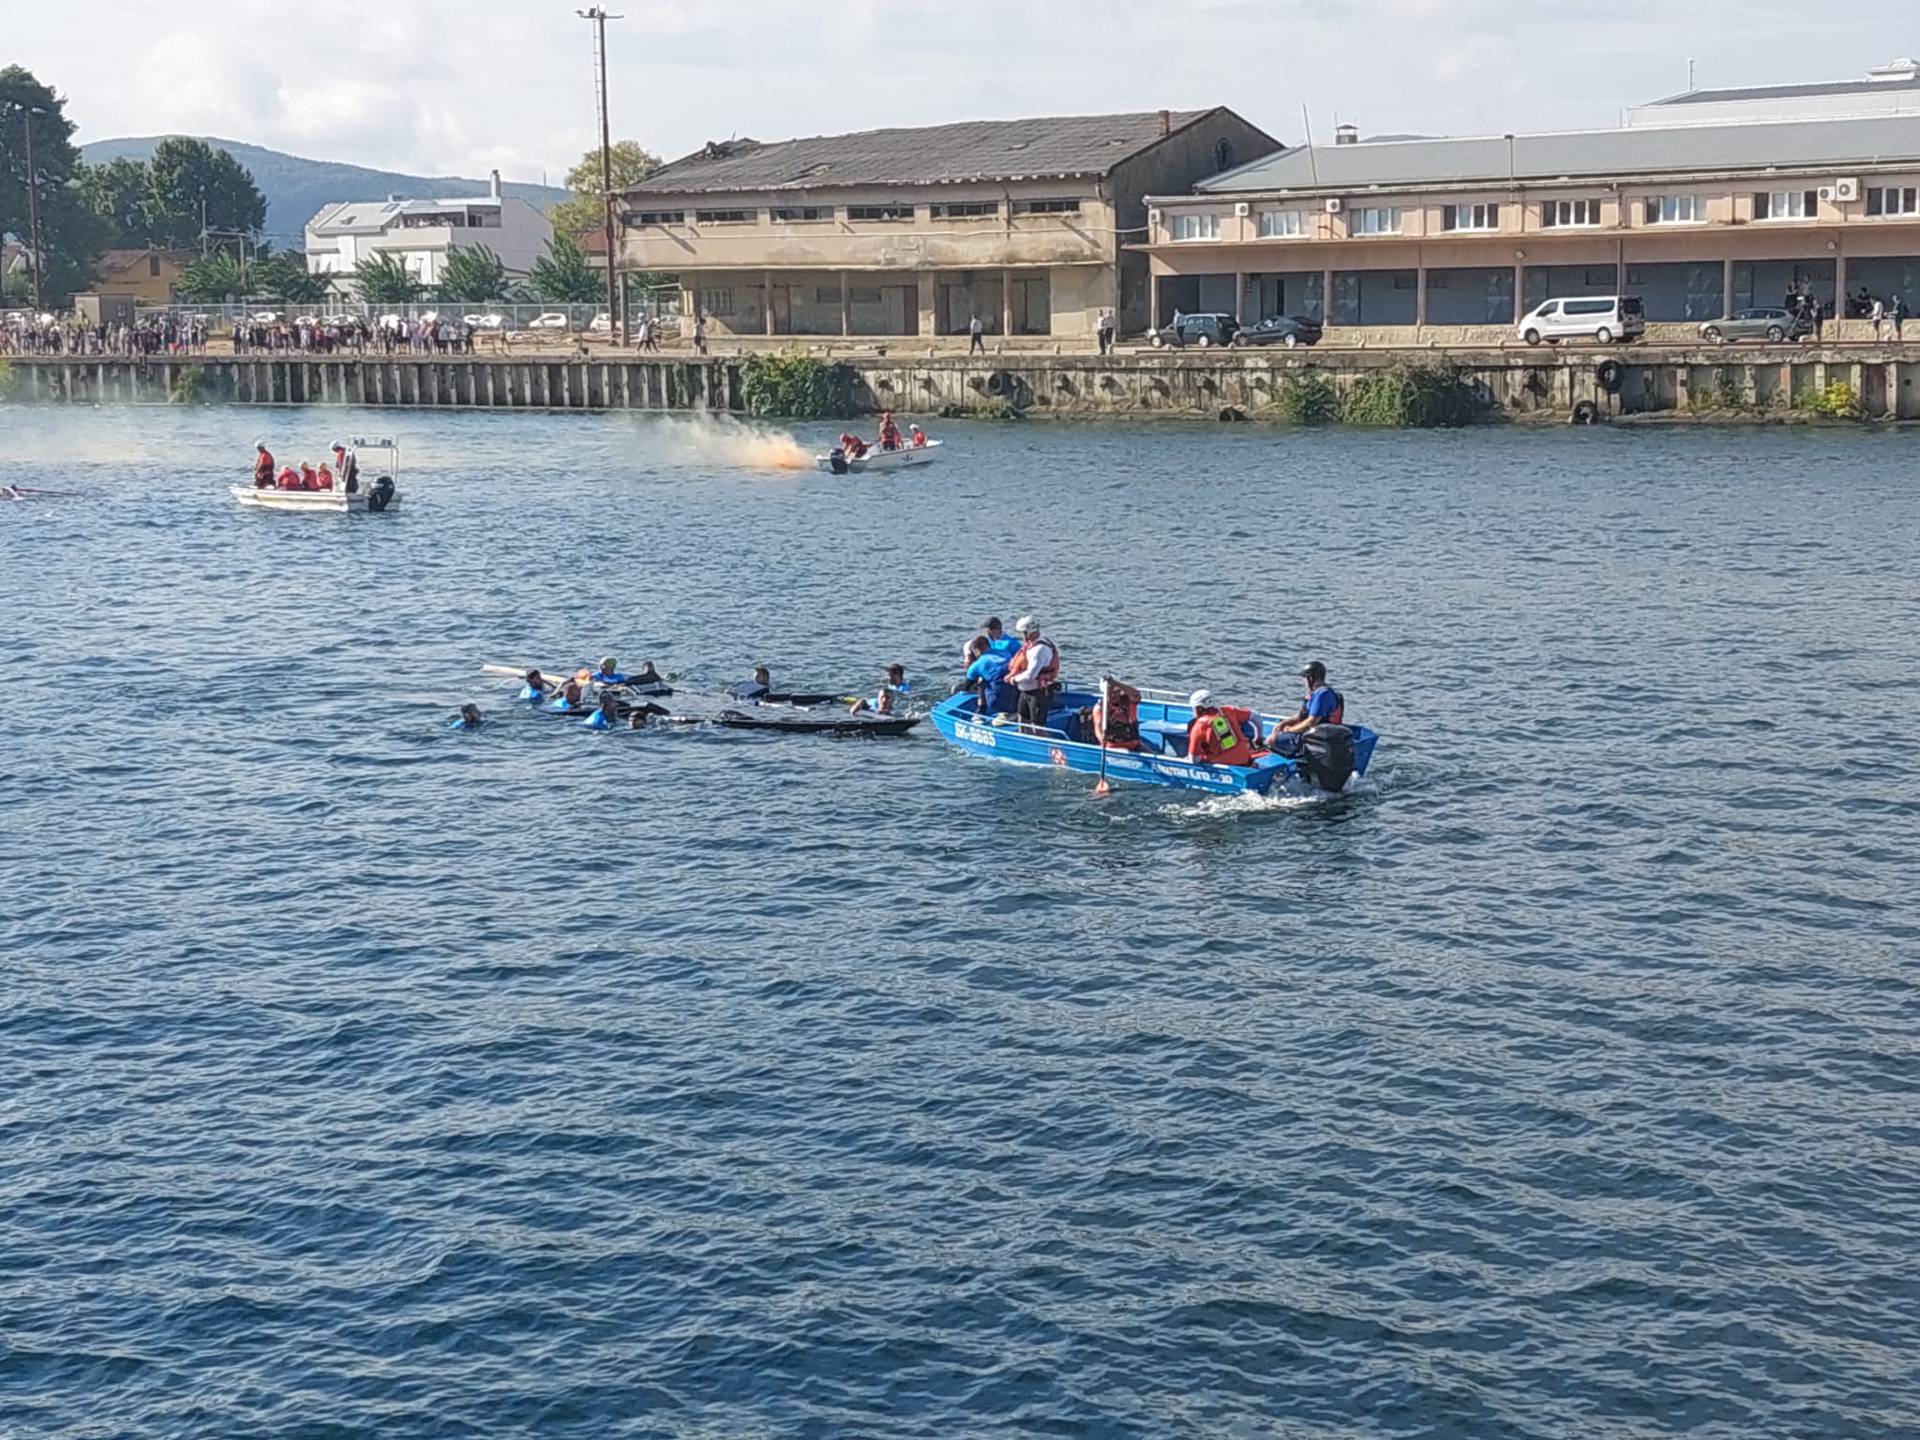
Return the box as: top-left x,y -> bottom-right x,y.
1699,308 -> 1815,344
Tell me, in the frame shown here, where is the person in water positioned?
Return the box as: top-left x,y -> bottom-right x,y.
1269,661 -> 1344,745
592,656 -> 629,685
520,668 -> 551,701
252,443 -> 275,488
550,676 -> 586,711
877,411 -> 903,450
450,703 -> 483,730
732,665 -> 773,701
629,659 -> 664,687
627,702 -> 672,729
851,663 -> 909,715
583,692 -> 622,729
1186,690 -> 1256,767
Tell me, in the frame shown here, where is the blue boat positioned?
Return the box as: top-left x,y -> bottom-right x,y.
931,685 -> 1379,796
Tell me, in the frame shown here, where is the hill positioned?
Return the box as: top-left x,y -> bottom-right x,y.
80,136 -> 566,249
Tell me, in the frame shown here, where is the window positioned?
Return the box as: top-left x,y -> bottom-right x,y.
1258,209 -> 1306,238
771,206 -> 826,222
472,210 -> 502,229
696,288 -> 734,314
1564,298 -> 1615,316
694,208 -> 755,224
1441,202 -> 1499,232
1349,206 -> 1401,235
848,287 -> 882,304
1866,186 -> 1920,216
1540,198 -> 1601,228
1754,190 -> 1818,220
631,209 -> 684,226
930,201 -> 997,219
147,254 -> 162,277
1171,213 -> 1221,241
1011,198 -> 1081,215
814,287 -> 839,305
846,203 -> 912,221
1213,138 -> 1235,172
1644,194 -> 1706,224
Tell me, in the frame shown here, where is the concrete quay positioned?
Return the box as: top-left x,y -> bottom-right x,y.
5,346 -> 1919,420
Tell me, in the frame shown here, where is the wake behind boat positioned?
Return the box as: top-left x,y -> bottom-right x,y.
815,439 -> 941,474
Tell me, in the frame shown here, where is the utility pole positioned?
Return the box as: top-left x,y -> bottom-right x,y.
578,7 -> 623,345
21,104 -> 45,312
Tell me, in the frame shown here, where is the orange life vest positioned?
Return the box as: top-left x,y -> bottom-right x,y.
253,450 -> 275,484
1012,635 -> 1060,690
1093,680 -> 1141,749
1188,711 -> 1255,767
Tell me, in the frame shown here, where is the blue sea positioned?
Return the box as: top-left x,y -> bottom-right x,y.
3,407 -> 1917,1438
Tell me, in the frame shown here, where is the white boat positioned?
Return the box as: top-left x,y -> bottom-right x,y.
231,438 -> 401,514
814,439 -> 942,474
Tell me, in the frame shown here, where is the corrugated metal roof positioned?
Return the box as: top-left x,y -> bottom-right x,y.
1653,76 -> 1920,106
1195,116 -> 1920,194
627,111 -> 1218,195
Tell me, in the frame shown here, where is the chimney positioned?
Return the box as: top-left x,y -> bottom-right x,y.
489,168 -> 502,200
1156,109 -> 1171,138
1334,123 -> 1360,146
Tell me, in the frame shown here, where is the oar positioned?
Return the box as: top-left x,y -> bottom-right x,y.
1093,677 -> 1112,797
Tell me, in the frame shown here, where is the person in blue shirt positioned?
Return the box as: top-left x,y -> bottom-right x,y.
981,616 -> 1021,662
518,668 -> 551,702
1269,660 -> 1345,746
449,703 -> 483,730
963,636 -> 1018,716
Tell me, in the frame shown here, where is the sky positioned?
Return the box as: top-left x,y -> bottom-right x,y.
8,0 -> 1914,181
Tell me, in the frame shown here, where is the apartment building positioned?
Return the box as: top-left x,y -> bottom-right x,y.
616,109 -> 1278,341
304,171 -> 552,293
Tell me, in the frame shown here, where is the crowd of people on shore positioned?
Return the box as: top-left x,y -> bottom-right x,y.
230,314 -> 488,356
1,314 -> 208,357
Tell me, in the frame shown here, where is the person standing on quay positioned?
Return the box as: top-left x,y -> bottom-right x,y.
968,313 -> 985,354
1891,294 -> 1908,342
692,314 -> 708,356
1097,308 -> 1115,355
1870,295 -> 1886,341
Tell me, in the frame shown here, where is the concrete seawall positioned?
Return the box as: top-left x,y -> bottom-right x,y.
6,348 -> 1919,419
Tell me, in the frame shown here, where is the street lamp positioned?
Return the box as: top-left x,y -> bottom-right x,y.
577,7 -> 624,345
3,101 -> 49,311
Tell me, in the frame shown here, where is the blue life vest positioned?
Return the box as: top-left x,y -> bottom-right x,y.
518,685 -> 546,701
448,716 -> 477,730
594,671 -> 629,685
582,709 -> 613,729
547,697 -> 581,712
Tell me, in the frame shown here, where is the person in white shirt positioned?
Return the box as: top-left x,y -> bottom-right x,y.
1004,615 -> 1059,732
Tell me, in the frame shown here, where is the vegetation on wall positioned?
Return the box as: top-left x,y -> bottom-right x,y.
1272,371 -> 1338,424
1791,379 -> 1865,419
740,353 -> 854,419
1338,363 -> 1485,427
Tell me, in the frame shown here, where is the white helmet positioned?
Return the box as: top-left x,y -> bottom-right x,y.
1189,689 -> 1214,710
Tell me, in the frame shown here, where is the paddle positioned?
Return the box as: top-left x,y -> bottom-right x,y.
1093,677 -> 1111,797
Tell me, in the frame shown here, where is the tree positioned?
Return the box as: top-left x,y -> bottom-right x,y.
436,243 -> 507,303
141,137 -> 264,249
354,251 -> 423,305
529,234 -> 601,303
259,252 -> 330,303
176,249 -> 248,301
548,139 -> 661,237
77,157 -> 150,246
0,66 -> 108,304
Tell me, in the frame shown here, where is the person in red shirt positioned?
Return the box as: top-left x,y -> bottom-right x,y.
252,443 -> 275,488
1186,690 -> 1255,767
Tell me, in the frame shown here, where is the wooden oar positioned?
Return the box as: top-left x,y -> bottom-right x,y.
1093,677 -> 1112,797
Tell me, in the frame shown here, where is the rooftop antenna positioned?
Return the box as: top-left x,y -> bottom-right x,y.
1687,57 -> 1696,92
1301,103 -> 1320,185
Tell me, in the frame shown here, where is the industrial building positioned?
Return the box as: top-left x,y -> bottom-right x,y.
614,109 -> 1279,342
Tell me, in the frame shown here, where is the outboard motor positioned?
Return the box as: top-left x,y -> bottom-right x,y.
1294,723 -> 1355,794
367,474 -> 395,513
828,447 -> 849,475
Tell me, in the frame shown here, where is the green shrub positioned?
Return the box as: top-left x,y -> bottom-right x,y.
1791,379 -> 1864,419
1700,369 -> 1747,412
169,365 -> 204,405
0,359 -> 14,401
1272,371 -> 1338,424
1338,363 -> 1484,427
740,352 -> 855,418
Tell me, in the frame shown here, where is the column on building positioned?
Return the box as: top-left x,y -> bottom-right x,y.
1322,267 -> 1335,327
916,273 -> 936,337
1234,270 -> 1248,325
1721,258 -> 1735,318
763,270 -> 774,336
839,272 -> 850,337
1414,256 -> 1427,327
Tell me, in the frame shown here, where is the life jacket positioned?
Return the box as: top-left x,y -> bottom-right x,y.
1189,712 -> 1254,767
276,467 -> 300,489
1012,636 -> 1060,690
253,451 -> 275,483
878,418 -> 902,449
583,708 -> 615,729
1094,681 -> 1141,748
910,431 -> 927,448
1299,686 -> 1345,726
316,466 -> 334,490
1221,704 -> 1259,747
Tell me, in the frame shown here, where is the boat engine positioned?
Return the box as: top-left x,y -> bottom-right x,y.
367,475 -> 395,512
828,447 -> 849,475
1294,723 -> 1355,793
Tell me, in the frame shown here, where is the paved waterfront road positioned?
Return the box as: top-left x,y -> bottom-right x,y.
3,410 -> 1918,1439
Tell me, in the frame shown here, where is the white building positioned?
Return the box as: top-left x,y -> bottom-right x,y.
304,171 -> 552,293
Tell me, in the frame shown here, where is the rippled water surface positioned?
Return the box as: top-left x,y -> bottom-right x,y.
4,407 -> 1919,1438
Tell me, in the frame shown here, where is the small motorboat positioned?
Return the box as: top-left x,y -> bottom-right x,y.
931,685 -> 1378,796
231,438 -> 401,514
815,440 -> 941,474
712,709 -> 921,737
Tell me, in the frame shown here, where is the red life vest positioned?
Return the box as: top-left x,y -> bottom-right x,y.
878,418 -> 902,449
1093,680 -> 1141,749
316,466 -> 334,490
253,450 -> 275,484
276,467 -> 300,489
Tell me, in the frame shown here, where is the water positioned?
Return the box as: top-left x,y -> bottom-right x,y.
3,408 -> 1918,1438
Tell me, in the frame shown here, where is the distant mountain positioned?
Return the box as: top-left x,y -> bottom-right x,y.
80,136 -> 567,249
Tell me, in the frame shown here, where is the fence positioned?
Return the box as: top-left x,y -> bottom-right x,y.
133,292 -> 683,334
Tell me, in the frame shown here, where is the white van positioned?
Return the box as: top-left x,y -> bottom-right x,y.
1517,295 -> 1645,346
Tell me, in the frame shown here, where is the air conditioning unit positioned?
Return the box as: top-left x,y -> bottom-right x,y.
1325,197 -> 1344,214
1148,207 -> 1162,225
1818,186 -> 1836,202
1233,201 -> 1250,218
1834,177 -> 1860,202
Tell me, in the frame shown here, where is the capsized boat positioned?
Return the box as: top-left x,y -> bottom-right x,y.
231,438 -> 401,514
815,440 -> 941,474
931,684 -> 1378,796
481,662 -> 672,697
712,708 -> 921,737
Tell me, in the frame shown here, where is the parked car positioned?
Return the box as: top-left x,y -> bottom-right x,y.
587,312 -> 612,334
463,313 -> 506,330
1517,295 -> 1644,346
1149,312 -> 1238,348
250,310 -> 281,324
526,312 -> 571,331
1698,308 -> 1815,344
1233,314 -> 1324,349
